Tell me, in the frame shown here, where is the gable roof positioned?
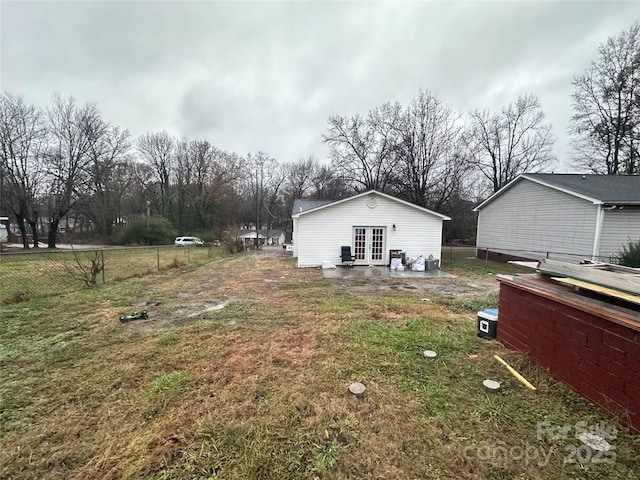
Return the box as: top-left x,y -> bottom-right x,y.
236,229 -> 284,238
474,174 -> 640,211
292,190 -> 451,220
291,198 -> 335,214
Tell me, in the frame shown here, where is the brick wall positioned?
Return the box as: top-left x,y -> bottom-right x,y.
498,279 -> 640,434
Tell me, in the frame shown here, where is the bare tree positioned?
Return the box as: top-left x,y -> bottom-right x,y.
283,156 -> 317,201
136,131 -> 175,218
323,104 -> 400,192
85,125 -> 133,239
467,93 -> 555,193
0,93 -> 47,248
45,94 -> 104,248
570,22 -> 640,174
244,152 -> 283,246
174,140 -> 244,232
390,90 -> 471,210
311,164 -> 349,200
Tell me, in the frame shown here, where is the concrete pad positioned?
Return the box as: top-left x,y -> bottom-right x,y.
322,265 -> 456,279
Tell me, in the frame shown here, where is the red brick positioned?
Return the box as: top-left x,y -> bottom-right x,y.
626,355 -> 640,372
498,334 -> 529,353
586,328 -> 604,348
552,351 -> 580,380
602,331 -> 634,352
604,358 -> 633,381
611,349 -> 628,365
537,336 -> 556,355
578,357 -> 597,373
598,368 -> 625,393
569,329 -> 587,346
537,324 -> 557,342
603,321 -> 636,340
504,324 -> 530,342
589,338 -> 616,357
624,381 -> 640,399
575,346 -> 600,365
598,354 -> 612,370
603,389 -> 631,410
575,380 -> 604,405
555,322 -> 571,338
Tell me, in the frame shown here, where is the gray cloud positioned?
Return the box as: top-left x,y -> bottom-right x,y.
2,1 -> 639,168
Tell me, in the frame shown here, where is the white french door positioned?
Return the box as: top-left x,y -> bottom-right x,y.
353,227 -> 386,264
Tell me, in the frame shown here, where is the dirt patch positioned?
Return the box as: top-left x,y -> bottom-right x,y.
123,251 -> 499,332
326,274 -> 499,297
123,250 -> 317,331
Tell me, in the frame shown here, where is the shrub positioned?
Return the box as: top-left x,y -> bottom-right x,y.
220,230 -> 243,253
617,238 -> 640,267
119,217 -> 177,245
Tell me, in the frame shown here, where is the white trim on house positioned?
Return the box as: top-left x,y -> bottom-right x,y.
592,204 -> 604,259
292,190 -> 451,221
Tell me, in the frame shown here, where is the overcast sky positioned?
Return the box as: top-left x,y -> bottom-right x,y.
2,1 -> 639,171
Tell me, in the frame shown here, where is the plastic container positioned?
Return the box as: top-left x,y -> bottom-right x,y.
477,308 -> 498,339
426,259 -> 440,271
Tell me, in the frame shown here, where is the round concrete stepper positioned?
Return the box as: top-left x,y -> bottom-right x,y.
483,379 -> 501,391
348,382 -> 366,396
423,350 -> 437,358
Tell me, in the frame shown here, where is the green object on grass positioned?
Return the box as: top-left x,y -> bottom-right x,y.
119,310 -> 148,322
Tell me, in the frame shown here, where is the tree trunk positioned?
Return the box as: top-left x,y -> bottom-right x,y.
29,220 -> 40,248
48,218 -> 60,249
16,214 -> 29,249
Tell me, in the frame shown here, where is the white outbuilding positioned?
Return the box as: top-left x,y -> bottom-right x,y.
291,190 -> 450,268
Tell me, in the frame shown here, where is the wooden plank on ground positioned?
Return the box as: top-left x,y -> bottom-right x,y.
551,277 -> 640,306
508,261 -> 540,270
538,259 -> 640,296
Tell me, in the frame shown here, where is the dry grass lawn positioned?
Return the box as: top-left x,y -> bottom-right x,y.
1,250 -> 639,479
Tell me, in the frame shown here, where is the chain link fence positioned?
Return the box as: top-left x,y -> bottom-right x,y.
473,246 -> 621,265
0,246 -> 224,305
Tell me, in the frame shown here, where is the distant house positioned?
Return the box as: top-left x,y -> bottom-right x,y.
473,174 -> 640,263
291,190 -> 450,268
0,216 -> 8,243
236,229 -> 285,246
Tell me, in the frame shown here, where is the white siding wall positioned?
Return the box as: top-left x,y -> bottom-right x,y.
294,194 -> 444,267
477,180 -> 598,261
599,207 -> 640,260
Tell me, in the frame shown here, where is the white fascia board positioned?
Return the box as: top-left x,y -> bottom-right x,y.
292,190 -> 451,220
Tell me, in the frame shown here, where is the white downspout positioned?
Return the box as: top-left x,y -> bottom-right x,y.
592,204 -> 604,262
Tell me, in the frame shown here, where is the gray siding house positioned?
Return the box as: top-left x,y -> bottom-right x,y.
473,174 -> 640,263
292,190 -> 450,268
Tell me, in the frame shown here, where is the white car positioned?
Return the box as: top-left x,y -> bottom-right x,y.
174,236 -> 204,247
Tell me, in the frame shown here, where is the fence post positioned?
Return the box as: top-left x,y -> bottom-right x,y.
101,250 -> 105,284
157,247 -> 160,272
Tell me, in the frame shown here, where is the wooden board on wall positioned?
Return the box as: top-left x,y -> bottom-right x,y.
551,277 -> 640,306
538,259 -> 640,296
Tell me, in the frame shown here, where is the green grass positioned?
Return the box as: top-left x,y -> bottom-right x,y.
440,247 -> 531,276
0,245 -> 229,304
1,253 -> 639,480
